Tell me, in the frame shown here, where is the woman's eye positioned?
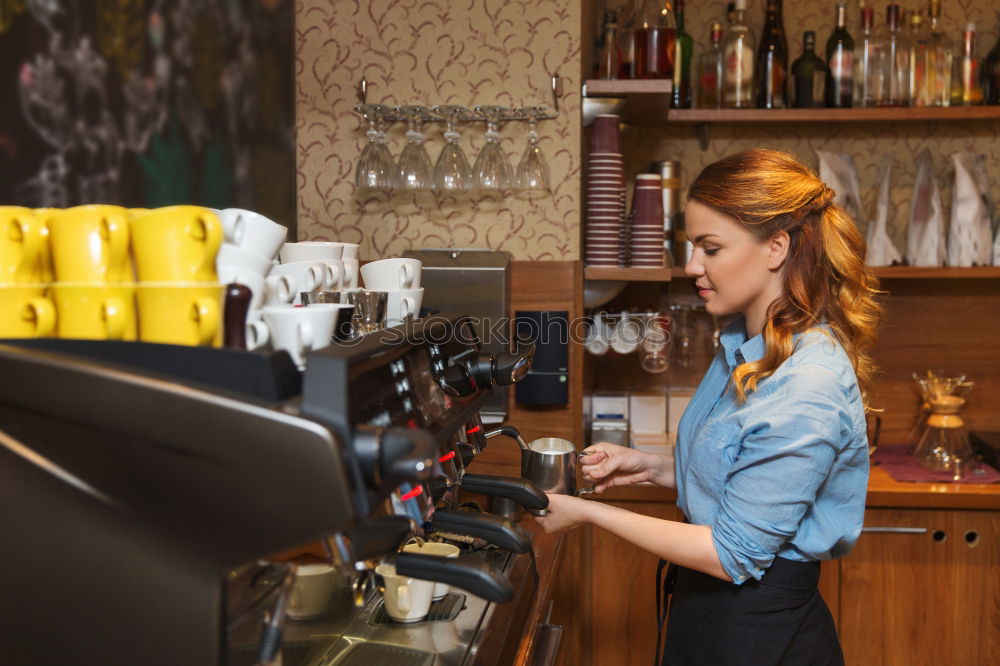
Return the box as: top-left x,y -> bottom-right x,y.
704,248 -> 719,256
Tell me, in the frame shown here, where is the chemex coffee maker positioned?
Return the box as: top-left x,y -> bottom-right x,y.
0,316 -> 549,665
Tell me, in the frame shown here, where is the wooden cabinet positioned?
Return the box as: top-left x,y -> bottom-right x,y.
838,507 -> 1000,666
551,481 -> 1000,666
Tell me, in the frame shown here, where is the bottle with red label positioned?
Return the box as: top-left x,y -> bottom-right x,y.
698,22 -> 724,108
722,0 -> 756,107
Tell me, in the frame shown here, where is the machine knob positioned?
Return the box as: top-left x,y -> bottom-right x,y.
352,425 -> 436,487
380,427 -> 436,485
440,363 -> 477,397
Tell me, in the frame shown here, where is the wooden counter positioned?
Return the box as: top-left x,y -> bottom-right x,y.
512,518 -> 564,666
586,462 -> 1000,510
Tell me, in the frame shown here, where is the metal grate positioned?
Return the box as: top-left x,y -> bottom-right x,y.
368,593 -> 466,626
336,642 -> 435,666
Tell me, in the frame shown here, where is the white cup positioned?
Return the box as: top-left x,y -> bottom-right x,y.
384,288 -> 423,327
401,542 -> 460,600
585,315 -> 612,356
361,258 -> 422,291
245,310 -> 270,351
279,241 -> 346,263
341,258 -> 359,289
321,259 -> 344,292
218,262 -> 292,311
610,315 -> 643,354
269,261 -> 327,304
216,242 -> 273,277
259,303 -> 346,368
218,208 -> 288,261
287,563 -> 336,620
375,562 -> 435,623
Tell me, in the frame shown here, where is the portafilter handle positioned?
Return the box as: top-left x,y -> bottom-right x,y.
431,508 -> 532,554
395,551 -> 514,603
459,473 -> 549,514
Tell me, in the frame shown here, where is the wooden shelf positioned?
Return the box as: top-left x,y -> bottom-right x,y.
584,80 -> 673,96
665,106 -> 1000,124
669,266 -> 1000,279
584,266 -> 672,281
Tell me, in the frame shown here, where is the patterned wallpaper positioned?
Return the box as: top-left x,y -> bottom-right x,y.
296,0 -> 999,261
295,0 -> 582,260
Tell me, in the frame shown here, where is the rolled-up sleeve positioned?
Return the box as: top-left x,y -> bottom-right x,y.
711,364 -> 846,584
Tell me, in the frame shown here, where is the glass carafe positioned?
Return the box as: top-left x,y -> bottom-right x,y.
907,369 -> 970,451
912,394 -> 973,479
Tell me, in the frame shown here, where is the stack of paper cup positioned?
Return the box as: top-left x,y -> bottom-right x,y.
629,174 -> 666,267
586,114 -> 625,267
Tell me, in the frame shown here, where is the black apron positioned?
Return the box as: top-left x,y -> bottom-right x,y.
656,557 -> 844,666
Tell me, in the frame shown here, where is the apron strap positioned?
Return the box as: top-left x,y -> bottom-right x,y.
655,558 -> 678,666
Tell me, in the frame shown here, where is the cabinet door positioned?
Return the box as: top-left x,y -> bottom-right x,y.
838,508 -> 1000,666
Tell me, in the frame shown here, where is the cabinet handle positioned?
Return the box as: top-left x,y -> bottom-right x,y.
531,623 -> 564,666
861,526 -> 928,534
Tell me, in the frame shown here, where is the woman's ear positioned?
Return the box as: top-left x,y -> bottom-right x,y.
767,231 -> 791,271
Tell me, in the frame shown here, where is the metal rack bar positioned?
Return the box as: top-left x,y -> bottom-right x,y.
355,74 -> 564,123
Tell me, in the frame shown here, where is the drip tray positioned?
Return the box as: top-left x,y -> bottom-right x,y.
228,640 -> 318,666
368,593 -> 466,626
334,642 -> 435,666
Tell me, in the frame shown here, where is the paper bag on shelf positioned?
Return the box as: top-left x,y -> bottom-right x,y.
816,149 -> 864,229
948,152 -> 994,267
906,148 -> 946,267
866,152 -> 903,266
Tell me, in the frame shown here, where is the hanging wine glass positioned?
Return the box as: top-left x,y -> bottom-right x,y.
354,104 -> 397,190
472,105 -> 513,191
514,105 -> 551,192
395,105 -> 434,190
431,105 -> 472,191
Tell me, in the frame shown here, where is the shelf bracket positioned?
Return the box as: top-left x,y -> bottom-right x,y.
695,122 -> 709,151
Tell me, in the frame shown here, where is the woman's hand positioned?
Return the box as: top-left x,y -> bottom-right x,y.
532,493 -> 593,534
580,442 -> 672,492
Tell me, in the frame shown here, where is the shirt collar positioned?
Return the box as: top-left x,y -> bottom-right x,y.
720,316 -> 766,367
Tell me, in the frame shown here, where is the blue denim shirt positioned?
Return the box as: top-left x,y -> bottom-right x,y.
675,317 -> 869,585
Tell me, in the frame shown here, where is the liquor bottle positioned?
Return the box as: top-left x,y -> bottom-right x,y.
878,4 -> 909,106
958,23 -> 983,105
792,31 -> 827,108
825,2 -> 854,107
925,0 -> 953,106
619,0 -> 639,79
983,15 -> 1000,105
908,11 -> 929,106
722,0 -> 755,108
598,11 -> 622,80
853,6 -> 881,107
698,22 -> 724,108
635,0 -> 676,79
756,0 -> 788,108
726,2 -> 736,27
672,0 -> 693,107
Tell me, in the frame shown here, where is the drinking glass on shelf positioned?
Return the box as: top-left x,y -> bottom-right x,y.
472,105 -> 513,191
396,105 -> 434,190
514,105 -> 551,192
431,105 -> 472,191
354,104 -> 397,190
671,304 -> 694,368
639,323 -> 670,374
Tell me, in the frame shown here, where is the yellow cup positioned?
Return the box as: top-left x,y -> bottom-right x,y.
47,205 -> 132,283
0,206 -> 44,283
136,284 -> 223,347
52,284 -> 137,340
33,207 -> 59,283
129,206 -> 222,282
0,285 -> 56,338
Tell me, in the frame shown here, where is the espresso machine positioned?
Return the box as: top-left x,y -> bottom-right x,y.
0,315 -> 548,665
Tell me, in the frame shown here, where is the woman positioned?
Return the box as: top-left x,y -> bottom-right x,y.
536,149 -> 882,665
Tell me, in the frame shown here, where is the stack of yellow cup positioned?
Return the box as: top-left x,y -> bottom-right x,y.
0,207 -> 55,338
45,205 -> 138,341
128,206 -> 224,346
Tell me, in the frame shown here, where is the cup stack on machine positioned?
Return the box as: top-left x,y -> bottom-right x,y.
0,204 -> 427,371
